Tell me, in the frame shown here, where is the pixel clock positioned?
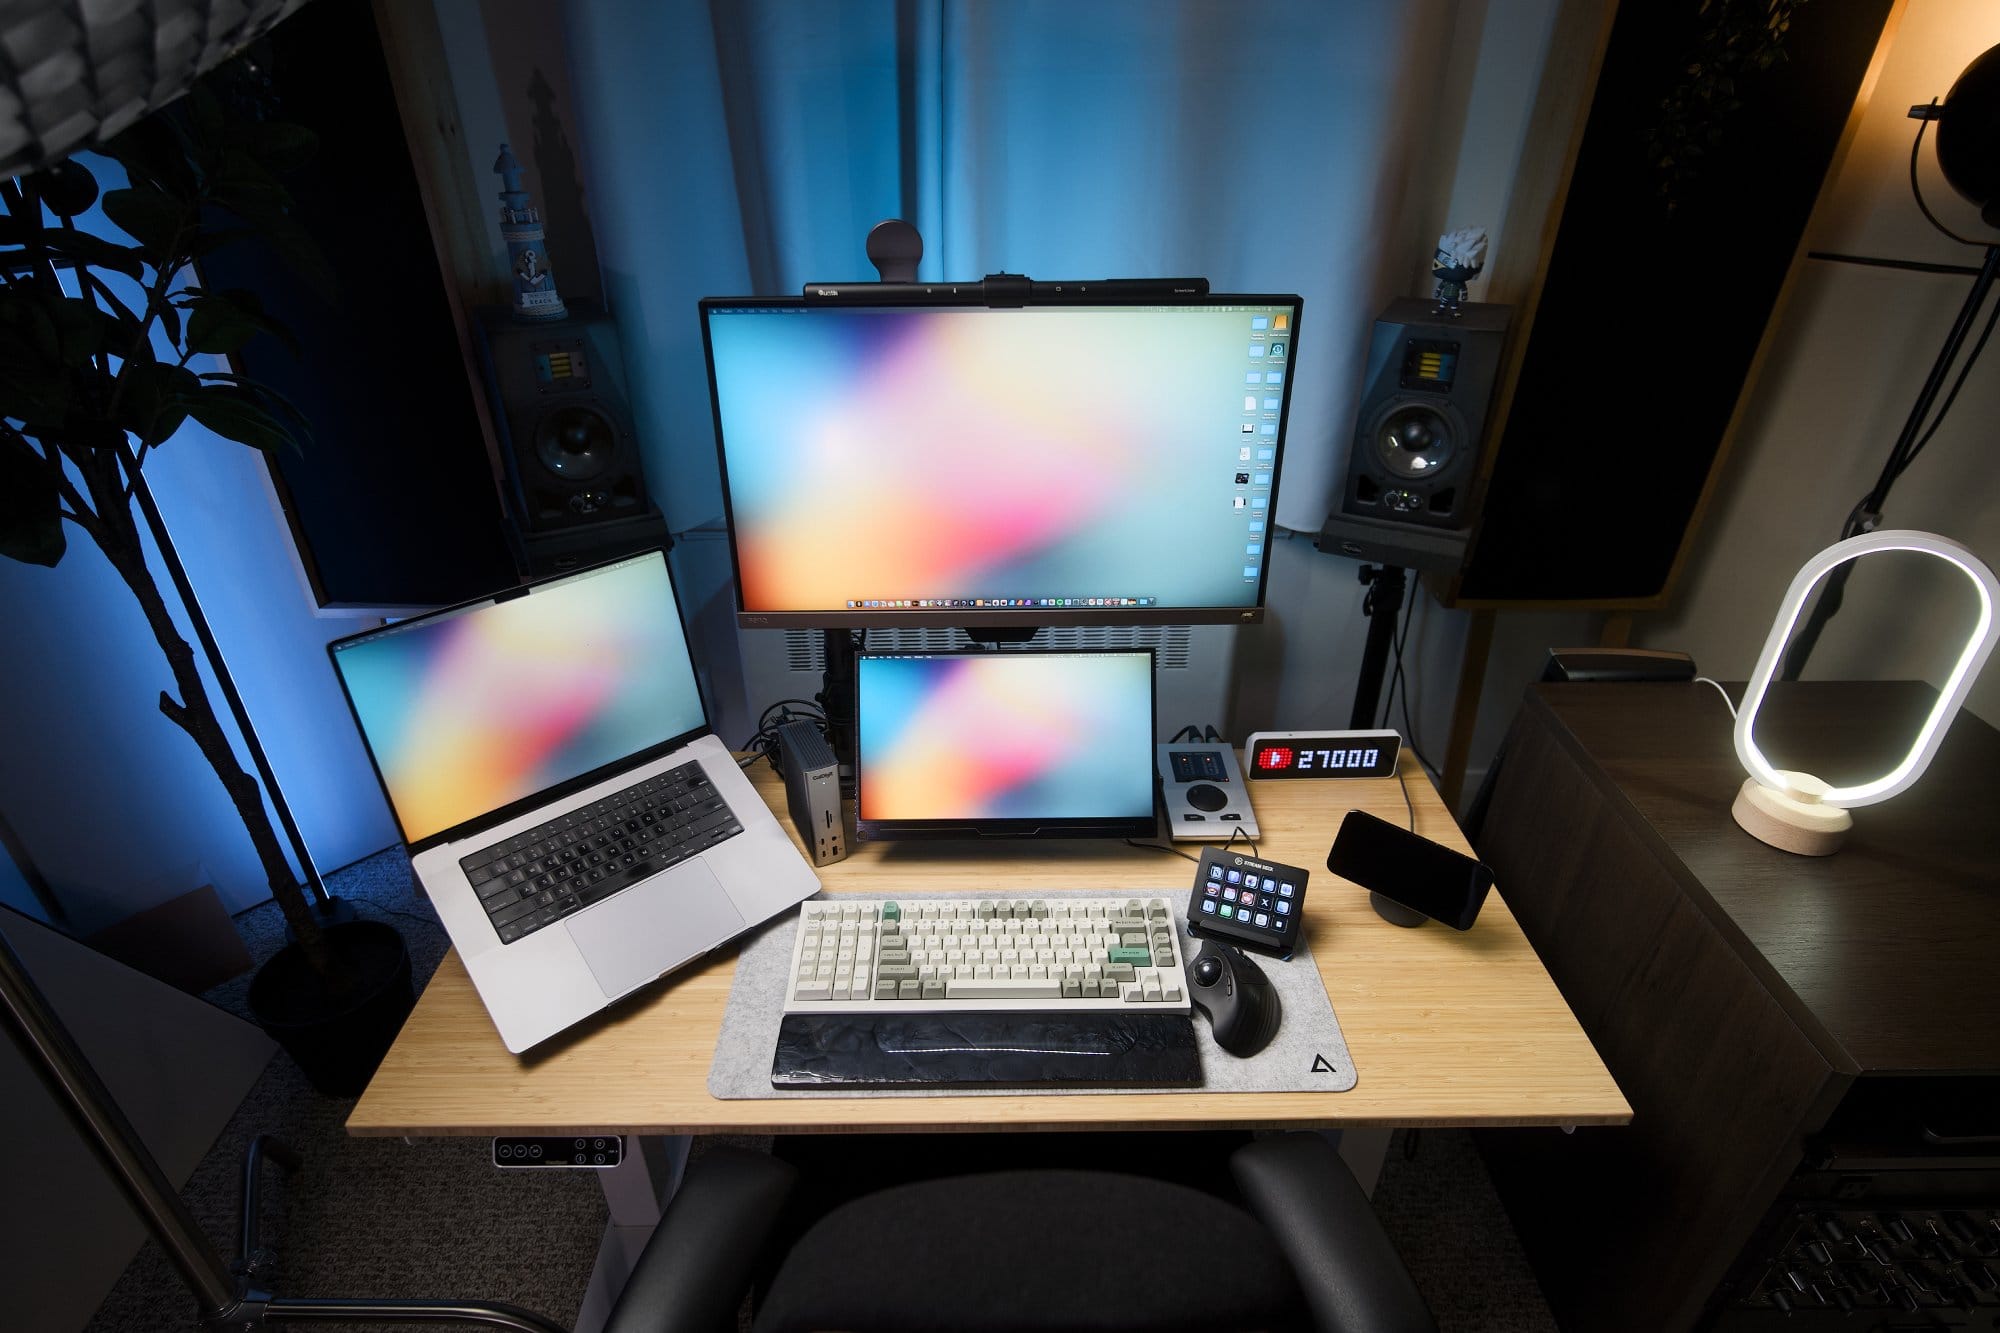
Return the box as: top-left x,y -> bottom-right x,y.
1243,729 -> 1402,780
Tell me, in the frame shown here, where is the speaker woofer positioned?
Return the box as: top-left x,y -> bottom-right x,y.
1371,401 -> 1460,480
534,405 -> 617,481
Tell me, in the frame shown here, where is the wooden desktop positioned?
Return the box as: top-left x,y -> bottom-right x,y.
348,753 -> 1627,1138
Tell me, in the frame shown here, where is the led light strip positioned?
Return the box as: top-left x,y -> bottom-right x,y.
1734,530 -> 1998,808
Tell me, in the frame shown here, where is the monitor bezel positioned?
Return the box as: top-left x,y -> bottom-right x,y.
852,647 -> 1160,843
699,292 -> 1303,630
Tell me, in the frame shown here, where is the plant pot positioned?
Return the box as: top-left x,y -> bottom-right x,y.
247,919 -> 414,1096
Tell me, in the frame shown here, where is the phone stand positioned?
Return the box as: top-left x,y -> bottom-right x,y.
1369,891 -> 1430,928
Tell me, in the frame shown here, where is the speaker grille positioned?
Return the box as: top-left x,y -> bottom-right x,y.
781,625 -> 1195,673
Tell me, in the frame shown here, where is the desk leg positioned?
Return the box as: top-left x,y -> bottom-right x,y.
1332,1128 -> 1392,1197
573,1135 -> 690,1333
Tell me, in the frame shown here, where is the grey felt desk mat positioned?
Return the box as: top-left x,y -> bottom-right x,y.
708,891 -> 1357,1098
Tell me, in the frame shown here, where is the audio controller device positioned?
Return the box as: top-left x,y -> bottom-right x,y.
1157,742 -> 1258,841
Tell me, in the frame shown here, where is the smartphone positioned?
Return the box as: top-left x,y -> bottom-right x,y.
1326,809 -> 1493,931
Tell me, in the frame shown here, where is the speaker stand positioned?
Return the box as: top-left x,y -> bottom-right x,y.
1349,564 -> 1407,730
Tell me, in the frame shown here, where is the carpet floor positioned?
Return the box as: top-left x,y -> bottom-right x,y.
87,848 -> 1556,1332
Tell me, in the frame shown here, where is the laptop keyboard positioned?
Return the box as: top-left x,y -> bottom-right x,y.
459,761 -> 743,944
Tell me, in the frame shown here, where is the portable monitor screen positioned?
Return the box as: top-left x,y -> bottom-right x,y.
855,650 -> 1157,840
702,297 -> 1301,627
328,551 -> 707,848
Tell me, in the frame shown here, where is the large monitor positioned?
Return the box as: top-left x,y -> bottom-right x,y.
701,294 -> 1303,629
854,649 -> 1157,841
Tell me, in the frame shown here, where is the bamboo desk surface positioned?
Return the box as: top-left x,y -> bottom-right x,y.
347,754 -> 1629,1137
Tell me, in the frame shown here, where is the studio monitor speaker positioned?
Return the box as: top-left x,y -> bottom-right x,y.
209,0 -> 516,608
1316,299 -> 1510,573
474,300 -> 670,575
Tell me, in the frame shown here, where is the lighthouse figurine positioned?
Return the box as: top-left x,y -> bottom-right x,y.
494,143 -> 567,322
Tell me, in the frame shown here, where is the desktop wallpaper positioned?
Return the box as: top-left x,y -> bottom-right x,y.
706,303 -> 1294,612
856,653 -> 1154,821
331,555 -> 706,843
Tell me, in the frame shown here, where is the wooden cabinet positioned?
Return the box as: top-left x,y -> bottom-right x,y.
1474,682 -> 2000,1331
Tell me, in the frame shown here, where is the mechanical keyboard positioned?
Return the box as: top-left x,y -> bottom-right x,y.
458,761 -> 743,945
782,896 -> 1192,1015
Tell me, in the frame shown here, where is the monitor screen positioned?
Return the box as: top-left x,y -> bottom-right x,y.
702,296 -> 1301,628
328,551 -> 707,848
854,649 -> 1157,841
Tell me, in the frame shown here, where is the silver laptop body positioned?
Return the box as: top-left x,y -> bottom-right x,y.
330,550 -> 819,1053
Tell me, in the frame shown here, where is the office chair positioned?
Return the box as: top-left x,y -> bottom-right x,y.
603,1133 -> 1437,1333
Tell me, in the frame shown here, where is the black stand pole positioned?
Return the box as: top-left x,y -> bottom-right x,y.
1349,564 -> 1407,730
0,919 -> 567,1331
818,629 -> 860,794
1783,243 -> 2000,679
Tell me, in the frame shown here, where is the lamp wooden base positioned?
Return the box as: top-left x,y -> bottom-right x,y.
1730,777 -> 1851,856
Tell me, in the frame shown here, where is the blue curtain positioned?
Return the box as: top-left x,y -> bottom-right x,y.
565,0 -> 1445,539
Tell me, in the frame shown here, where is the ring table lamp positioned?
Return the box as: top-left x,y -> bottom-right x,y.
1731,530 -> 2000,855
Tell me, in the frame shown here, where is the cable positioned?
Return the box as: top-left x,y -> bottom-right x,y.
1224,826 -> 1258,858
1378,577 -> 1439,780
1909,102 -> 1998,248
1125,838 -> 1199,863
1895,287 -> 2000,480
354,900 -> 444,931
1394,761 -> 1416,832
1693,676 -> 1739,719
758,698 -> 826,730
740,698 -> 833,773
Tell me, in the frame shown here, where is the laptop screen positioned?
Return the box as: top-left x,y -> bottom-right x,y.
330,551 -> 707,846
854,650 -> 1156,839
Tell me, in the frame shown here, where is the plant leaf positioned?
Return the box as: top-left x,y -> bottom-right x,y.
43,295 -> 105,364
39,228 -> 145,282
103,117 -> 198,197
122,361 -> 200,448
200,372 -> 312,441
241,121 -> 317,174
0,348 -> 72,434
101,186 -> 189,264
185,225 -> 256,259
0,430 -> 66,566
184,288 -> 298,358
185,291 -> 260,356
246,212 -> 336,303
183,382 -> 303,454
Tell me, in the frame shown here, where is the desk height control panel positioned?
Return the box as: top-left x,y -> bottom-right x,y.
492,1136 -> 624,1169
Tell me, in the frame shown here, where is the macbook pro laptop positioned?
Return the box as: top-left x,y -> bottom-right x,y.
329,549 -> 820,1052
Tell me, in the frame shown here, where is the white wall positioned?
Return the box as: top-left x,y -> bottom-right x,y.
1641,1 -> 2000,727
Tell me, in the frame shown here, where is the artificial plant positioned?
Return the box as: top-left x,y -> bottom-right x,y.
0,81 -> 334,962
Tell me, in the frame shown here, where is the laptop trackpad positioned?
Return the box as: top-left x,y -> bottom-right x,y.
566,861 -> 746,999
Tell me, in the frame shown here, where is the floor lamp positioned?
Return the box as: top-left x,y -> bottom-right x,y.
0,917 -> 565,1331
1785,42 -> 2000,677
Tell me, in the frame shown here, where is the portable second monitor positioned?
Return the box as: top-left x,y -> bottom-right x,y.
855,650 -> 1157,841
701,295 -> 1302,629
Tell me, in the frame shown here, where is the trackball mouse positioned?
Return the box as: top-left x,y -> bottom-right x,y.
1187,940 -> 1281,1056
